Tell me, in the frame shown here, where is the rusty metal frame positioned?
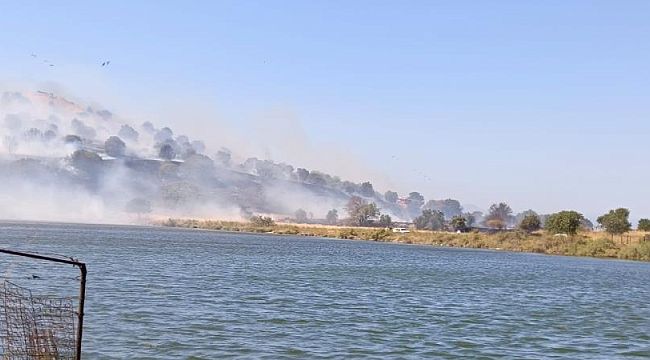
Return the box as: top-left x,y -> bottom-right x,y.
0,248 -> 86,360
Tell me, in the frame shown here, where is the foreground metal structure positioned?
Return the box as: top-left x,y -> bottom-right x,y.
0,249 -> 86,360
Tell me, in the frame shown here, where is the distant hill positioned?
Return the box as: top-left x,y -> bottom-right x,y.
2,90 -> 437,223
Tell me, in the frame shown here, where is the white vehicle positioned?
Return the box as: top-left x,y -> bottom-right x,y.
392,227 -> 410,233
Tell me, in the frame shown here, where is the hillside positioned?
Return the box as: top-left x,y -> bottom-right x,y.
1,90 -> 428,223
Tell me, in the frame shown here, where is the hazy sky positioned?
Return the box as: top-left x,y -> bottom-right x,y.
1,0 -> 649,220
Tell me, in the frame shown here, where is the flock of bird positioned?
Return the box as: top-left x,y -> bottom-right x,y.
30,53 -> 110,68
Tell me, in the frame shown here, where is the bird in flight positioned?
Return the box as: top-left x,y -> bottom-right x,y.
101,60 -> 111,67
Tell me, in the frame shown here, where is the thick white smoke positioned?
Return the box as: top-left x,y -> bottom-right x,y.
0,85 -> 406,224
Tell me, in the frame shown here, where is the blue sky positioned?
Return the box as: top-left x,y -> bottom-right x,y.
1,0 -> 649,220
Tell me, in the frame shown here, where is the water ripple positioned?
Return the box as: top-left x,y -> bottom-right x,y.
1,222 -> 649,359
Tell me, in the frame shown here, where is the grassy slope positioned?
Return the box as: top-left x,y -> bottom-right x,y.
159,218 -> 650,262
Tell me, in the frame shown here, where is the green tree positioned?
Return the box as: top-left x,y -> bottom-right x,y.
544,211 -> 584,235
519,213 -> 541,233
118,124 -> 139,142
637,218 -> 650,231
378,214 -> 392,227
70,149 -> 103,181
154,127 -> 173,143
485,202 -> 513,229
345,196 -> 380,226
464,211 -> 482,227
105,136 -> 126,157
425,199 -> 463,219
408,192 -> 425,207
326,209 -> 339,225
407,192 -> 425,218
414,209 -> 445,230
342,181 -> 358,194
597,208 -> 632,238
450,215 -> 468,232
360,181 -> 375,197
384,190 -> 399,204
515,209 -> 538,226
295,209 -> 308,223
141,121 -> 155,134
306,171 -> 327,186
159,143 -> 176,160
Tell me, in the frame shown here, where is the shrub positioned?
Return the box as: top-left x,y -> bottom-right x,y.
577,238 -> 617,258
370,229 -> 391,241
450,216 -> 468,232
249,216 -> 275,227
519,214 -> 541,232
338,228 -> 357,239
618,242 -> 650,261
278,227 -> 300,235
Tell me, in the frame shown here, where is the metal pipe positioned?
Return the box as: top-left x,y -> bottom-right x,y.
0,248 -> 83,267
76,263 -> 87,360
0,248 -> 87,359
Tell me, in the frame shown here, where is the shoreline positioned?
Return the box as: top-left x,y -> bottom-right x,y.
158,218 -> 650,262
2,217 -> 648,262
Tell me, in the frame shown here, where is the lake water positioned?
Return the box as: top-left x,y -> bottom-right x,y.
1,222 -> 649,359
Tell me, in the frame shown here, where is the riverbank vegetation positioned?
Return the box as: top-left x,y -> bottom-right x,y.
158,198 -> 650,262
159,218 -> 650,262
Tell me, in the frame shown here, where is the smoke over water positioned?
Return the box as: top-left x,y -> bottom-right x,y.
0,86 -> 407,224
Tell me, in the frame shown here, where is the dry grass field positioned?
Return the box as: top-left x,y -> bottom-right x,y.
157,218 -> 650,262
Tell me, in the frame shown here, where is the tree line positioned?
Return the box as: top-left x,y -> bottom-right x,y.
290,197 -> 650,237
